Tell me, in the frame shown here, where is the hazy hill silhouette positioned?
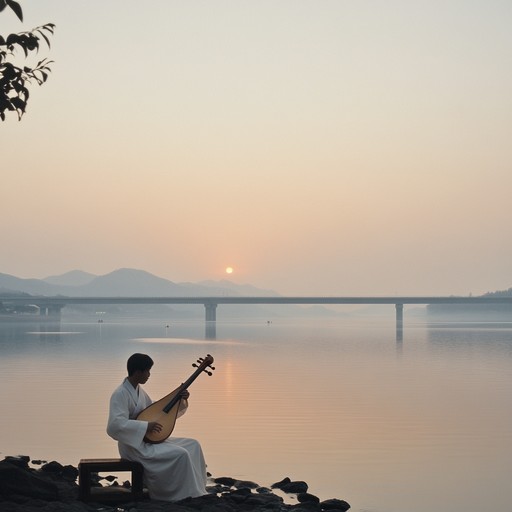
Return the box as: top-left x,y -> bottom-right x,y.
1,268 -> 252,297
0,272 -> 58,295
43,270 -> 96,286
75,268 -> 189,297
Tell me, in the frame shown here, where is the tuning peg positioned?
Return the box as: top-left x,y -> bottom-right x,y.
205,370 -> 212,376
209,366 -> 216,371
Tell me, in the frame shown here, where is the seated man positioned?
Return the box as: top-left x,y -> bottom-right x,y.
107,353 -> 207,501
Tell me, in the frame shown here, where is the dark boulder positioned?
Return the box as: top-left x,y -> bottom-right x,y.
3,456 -> 30,469
320,498 -> 351,511
207,484 -> 229,494
61,465 -> 79,482
224,487 -> 253,504
256,486 -> 272,494
234,480 -> 260,490
0,460 -> 59,501
214,476 -> 237,486
271,477 -> 308,494
244,492 -> 284,507
230,487 -> 253,497
290,503 -> 322,512
40,461 -> 78,482
281,481 -> 309,494
41,461 -> 65,474
179,493 -> 228,510
271,477 -> 291,489
298,492 -> 320,504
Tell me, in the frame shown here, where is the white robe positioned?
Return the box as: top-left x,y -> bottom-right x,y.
107,378 -> 207,501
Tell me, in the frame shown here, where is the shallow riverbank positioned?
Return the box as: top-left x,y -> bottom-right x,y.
0,456 -> 350,512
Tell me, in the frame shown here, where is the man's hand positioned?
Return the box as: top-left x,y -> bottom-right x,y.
147,421 -> 163,434
179,390 -> 190,400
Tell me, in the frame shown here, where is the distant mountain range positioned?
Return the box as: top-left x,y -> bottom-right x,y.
0,268 -> 280,298
0,268 -> 338,319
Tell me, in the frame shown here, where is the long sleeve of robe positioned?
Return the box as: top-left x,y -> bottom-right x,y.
107,378 -> 207,501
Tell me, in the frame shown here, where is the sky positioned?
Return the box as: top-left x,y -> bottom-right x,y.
1,0 -> 512,296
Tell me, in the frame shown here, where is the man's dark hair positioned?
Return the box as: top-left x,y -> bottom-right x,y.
127,353 -> 154,376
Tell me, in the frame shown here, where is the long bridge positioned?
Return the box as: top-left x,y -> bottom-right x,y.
2,295 -> 512,340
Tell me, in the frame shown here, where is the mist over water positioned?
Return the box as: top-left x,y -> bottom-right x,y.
1,316 -> 511,512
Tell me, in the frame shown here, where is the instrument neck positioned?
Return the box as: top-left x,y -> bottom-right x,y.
162,365 -> 205,413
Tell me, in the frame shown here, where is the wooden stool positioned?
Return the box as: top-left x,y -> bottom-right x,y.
78,458 -> 146,503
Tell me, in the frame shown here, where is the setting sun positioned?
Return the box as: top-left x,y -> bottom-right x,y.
225,267 -> 234,274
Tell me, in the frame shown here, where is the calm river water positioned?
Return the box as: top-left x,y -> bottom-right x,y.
1,314 -> 511,512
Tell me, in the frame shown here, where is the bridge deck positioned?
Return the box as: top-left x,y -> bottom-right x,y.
2,296 -> 512,305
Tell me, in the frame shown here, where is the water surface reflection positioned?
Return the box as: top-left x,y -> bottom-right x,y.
0,317 -> 511,512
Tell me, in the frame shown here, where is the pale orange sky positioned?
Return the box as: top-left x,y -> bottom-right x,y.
2,1 -> 512,295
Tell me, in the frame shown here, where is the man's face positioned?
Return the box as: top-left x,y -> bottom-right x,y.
135,368 -> 151,385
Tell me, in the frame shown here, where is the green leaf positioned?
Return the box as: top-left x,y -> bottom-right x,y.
6,0 -> 23,22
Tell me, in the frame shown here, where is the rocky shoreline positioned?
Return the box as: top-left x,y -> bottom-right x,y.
0,456 -> 350,512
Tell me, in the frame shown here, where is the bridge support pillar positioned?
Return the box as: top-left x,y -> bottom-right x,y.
47,305 -> 63,319
204,303 -> 217,340
395,303 -> 403,342
37,304 -> 63,319
205,303 -> 217,322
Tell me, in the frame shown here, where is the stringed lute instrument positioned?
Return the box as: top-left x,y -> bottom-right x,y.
136,354 -> 215,444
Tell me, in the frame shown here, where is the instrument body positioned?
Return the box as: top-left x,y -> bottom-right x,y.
136,354 -> 214,444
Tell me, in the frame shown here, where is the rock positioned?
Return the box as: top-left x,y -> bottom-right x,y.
6,494 -> 32,504
230,487 -> 253,496
280,481 -> 308,494
244,492 -> 284,507
178,492 -> 224,509
4,456 -> 30,469
0,460 -> 59,501
234,480 -> 259,489
39,461 -> 77,482
320,498 -> 351,511
207,484 -> 229,494
41,461 -> 65,474
290,504 -> 322,512
271,477 -> 291,489
214,476 -> 237,486
61,465 -> 79,482
298,493 -> 320,504
224,487 -> 253,504
0,503 -> 23,512
227,493 -> 250,504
